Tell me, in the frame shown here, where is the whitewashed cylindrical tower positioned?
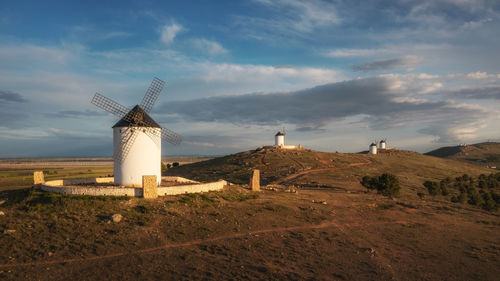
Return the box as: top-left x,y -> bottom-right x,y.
275,131 -> 285,146
369,143 -> 377,155
379,140 -> 386,149
112,106 -> 162,187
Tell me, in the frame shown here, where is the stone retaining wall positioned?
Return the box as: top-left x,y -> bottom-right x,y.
158,180 -> 227,196
162,176 -> 199,184
40,177 -> 226,197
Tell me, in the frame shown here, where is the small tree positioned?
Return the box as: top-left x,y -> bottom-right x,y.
361,173 -> 401,197
377,173 -> 401,197
172,162 -> 180,167
458,192 -> 467,204
439,179 -> 450,195
424,181 -> 440,196
361,176 -> 377,190
482,192 -> 498,211
468,188 -> 484,206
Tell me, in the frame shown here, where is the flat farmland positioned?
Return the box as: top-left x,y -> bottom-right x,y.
0,157 -> 211,190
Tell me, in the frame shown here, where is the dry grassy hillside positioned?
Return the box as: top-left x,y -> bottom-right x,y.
425,142 -> 500,168
165,147 -> 493,197
0,150 -> 498,280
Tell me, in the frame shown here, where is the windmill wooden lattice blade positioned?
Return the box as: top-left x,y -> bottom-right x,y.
114,128 -> 140,163
161,127 -> 182,145
140,77 -> 165,113
91,93 -> 130,119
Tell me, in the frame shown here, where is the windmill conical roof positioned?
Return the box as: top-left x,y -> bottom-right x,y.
112,105 -> 161,128
275,131 -> 285,136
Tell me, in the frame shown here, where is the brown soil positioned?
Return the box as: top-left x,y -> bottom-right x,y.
279,160 -> 372,184
0,186 -> 499,280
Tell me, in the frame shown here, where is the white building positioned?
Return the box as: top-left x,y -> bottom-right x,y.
379,140 -> 386,149
369,143 -> 378,155
113,105 -> 162,187
275,131 -> 285,146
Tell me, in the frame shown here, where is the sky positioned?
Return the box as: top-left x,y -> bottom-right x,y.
0,0 -> 499,157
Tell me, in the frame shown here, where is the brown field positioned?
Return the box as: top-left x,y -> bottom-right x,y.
0,149 -> 499,280
0,156 -> 209,191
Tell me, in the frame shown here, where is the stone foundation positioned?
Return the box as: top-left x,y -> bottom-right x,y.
40,176 -> 226,197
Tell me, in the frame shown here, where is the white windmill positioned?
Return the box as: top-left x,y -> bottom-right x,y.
275,127 -> 286,147
369,142 -> 377,155
91,78 -> 182,187
379,139 -> 387,149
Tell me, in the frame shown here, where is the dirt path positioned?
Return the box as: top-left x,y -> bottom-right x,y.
258,153 -> 269,172
278,159 -> 372,184
315,152 -> 334,167
0,218 -> 404,269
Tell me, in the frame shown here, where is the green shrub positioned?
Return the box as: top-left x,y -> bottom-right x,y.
424,181 -> 440,196
467,188 -> 484,206
360,173 -> 400,197
482,193 -> 498,211
361,176 -> 377,190
458,192 -> 468,204
439,179 -> 450,195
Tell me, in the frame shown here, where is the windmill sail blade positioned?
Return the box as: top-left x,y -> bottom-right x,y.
115,128 -> 140,163
143,128 -> 161,149
161,127 -> 182,145
91,93 -> 130,119
140,77 -> 165,113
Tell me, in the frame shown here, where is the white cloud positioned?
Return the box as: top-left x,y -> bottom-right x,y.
160,23 -> 184,45
325,44 -> 451,59
325,48 -> 392,58
467,71 -> 489,79
0,44 -> 71,68
255,0 -> 340,31
101,31 -> 133,40
47,127 -> 102,139
378,73 -> 443,95
233,0 -> 340,42
191,39 -> 228,55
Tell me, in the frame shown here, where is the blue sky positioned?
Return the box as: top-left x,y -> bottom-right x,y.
0,0 -> 499,157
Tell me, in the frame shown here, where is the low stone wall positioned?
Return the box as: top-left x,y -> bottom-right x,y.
41,184 -> 140,197
158,180 -> 227,196
40,176 -> 226,197
162,176 -> 199,184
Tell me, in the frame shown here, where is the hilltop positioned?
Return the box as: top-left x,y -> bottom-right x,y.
425,142 -> 500,168
165,147 -> 493,196
0,149 -> 499,280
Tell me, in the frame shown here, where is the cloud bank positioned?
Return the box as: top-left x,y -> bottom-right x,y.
0,90 -> 27,103
164,76 -> 492,142
352,56 -> 423,72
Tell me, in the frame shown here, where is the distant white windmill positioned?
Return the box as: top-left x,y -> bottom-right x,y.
91,78 -> 181,187
379,139 -> 386,149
